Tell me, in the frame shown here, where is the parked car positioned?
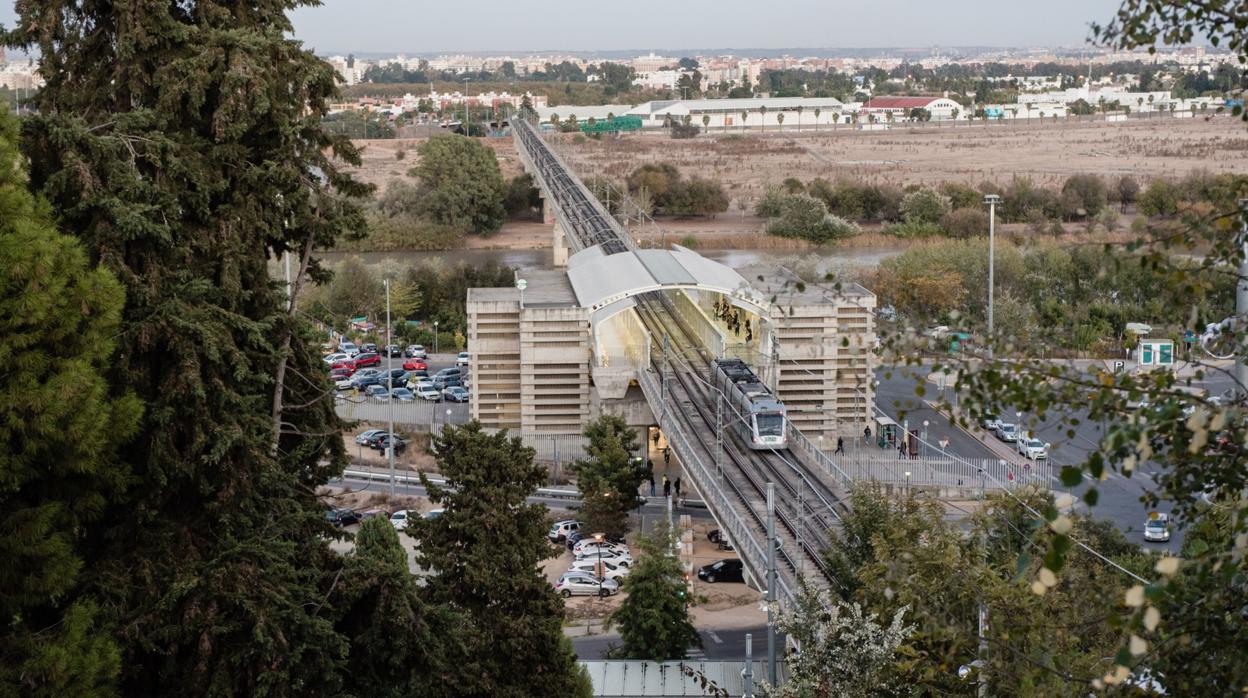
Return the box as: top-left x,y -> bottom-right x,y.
352,352 -> 381,369
572,539 -> 627,556
322,352 -> 350,366
402,358 -> 428,372
433,375 -> 464,391
707,529 -> 735,551
338,341 -> 358,356
355,429 -> 386,445
443,386 -> 470,403
456,351 -> 470,367
433,367 -> 463,380
996,423 -> 1019,443
361,343 -> 378,353
565,531 -> 587,551
405,370 -> 430,383
697,559 -> 745,583
567,558 -> 630,581
549,520 -> 581,543
330,360 -> 357,374
364,384 -> 389,400
423,509 -> 445,520
554,572 -> 619,598
359,508 -> 387,522
384,344 -> 403,357
982,414 -> 1000,432
1017,437 -> 1049,460
389,509 -> 410,531
414,383 -> 441,402
373,434 -> 408,454
404,344 -> 427,359
391,387 -> 416,402
574,548 -> 633,567
325,508 -> 362,527
329,366 -> 352,379
1143,512 -> 1171,542
334,376 -> 355,390
573,544 -> 631,562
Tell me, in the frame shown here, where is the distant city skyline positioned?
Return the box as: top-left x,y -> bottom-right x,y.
1,1 -> 1129,56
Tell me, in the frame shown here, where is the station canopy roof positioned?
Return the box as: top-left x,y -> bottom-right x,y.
566,245 -> 766,320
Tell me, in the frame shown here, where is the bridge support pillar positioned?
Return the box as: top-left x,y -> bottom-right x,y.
552,220 -> 569,267
542,194 -> 556,225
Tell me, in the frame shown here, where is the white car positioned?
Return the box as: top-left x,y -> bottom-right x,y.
334,376 -> 354,390
1143,513 -> 1171,542
982,415 -> 1001,433
574,548 -> 632,567
555,572 -> 619,598
414,383 -> 441,402
339,342 -> 359,357
456,351 -> 470,367
1017,437 -> 1049,460
996,423 -> 1019,443
322,352 -> 350,366
571,539 -> 627,556
548,520 -> 581,543
567,558 -> 631,581
389,509 -> 410,531
406,344 -> 427,359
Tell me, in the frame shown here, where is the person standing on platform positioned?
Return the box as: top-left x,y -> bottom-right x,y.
663,475 -> 671,498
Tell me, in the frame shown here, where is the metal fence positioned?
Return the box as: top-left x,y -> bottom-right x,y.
336,398 -> 470,432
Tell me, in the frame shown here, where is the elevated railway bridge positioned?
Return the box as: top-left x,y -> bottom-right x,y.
511,117 -> 854,603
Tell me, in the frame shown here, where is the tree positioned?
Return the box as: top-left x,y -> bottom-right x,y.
504,173 -> 542,219
0,104 -> 141,696
608,525 -> 700,661
1059,173 -> 1109,219
5,2 -> 371,693
572,416 -> 646,537
1116,175 -> 1141,213
760,581 -> 912,698
900,188 -> 952,224
776,111 -> 785,131
702,114 -> 711,130
419,422 -> 590,698
411,135 -> 507,235
741,110 -> 749,132
759,104 -> 768,132
335,517 -> 453,697
813,107 -> 822,132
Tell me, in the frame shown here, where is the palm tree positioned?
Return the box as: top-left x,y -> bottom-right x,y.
759,105 -> 768,133
795,105 -> 803,132
776,112 -> 785,131
550,113 -> 560,129
702,113 -> 711,132
1137,96 -> 1144,118
1169,102 -> 1176,117
813,107 -> 821,133
951,107 -> 960,124
740,110 -> 749,133
1147,94 -> 1155,118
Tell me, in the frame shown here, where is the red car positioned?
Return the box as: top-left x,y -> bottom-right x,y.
329,368 -> 353,381
352,352 -> 381,368
330,360 -> 356,374
402,358 -> 428,371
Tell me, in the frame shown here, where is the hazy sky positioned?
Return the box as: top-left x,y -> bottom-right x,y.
3,1 -> 1125,55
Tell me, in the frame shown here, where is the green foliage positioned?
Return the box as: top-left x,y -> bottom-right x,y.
669,121 -> 701,139
1116,175 -> 1141,211
572,416 -> 646,537
900,188 -> 952,225
766,194 -> 861,243
411,135 -> 507,235
1059,173 -> 1109,219
419,422 -> 587,697
1138,178 -> 1181,216
504,173 -> 542,219
807,178 -> 904,222
939,181 -> 983,210
608,526 -> 700,661
0,103 -> 138,698
625,163 -> 729,217
5,3 -> 373,692
938,207 -> 989,238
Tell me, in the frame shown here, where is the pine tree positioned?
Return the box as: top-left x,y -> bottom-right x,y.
0,104 -> 140,697
572,415 -> 646,536
419,421 -> 590,698
4,3 -> 373,694
608,525 -> 700,661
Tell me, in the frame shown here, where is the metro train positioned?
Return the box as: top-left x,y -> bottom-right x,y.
710,358 -> 788,450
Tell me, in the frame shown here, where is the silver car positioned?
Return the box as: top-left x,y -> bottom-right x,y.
554,572 -> 620,598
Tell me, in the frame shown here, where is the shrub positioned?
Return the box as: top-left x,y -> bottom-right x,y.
939,181 -> 982,210
679,235 -> 699,249
1138,179 -> 1181,216
939,207 -> 989,238
1115,175 -> 1139,211
1003,176 -> 1060,223
755,185 -> 787,218
670,121 -> 700,139
765,195 -> 860,243
886,220 -> 945,238
782,177 -> 805,194
900,188 -> 952,225
1059,174 -> 1108,219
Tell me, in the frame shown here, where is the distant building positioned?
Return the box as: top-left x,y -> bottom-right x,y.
860,96 -> 964,120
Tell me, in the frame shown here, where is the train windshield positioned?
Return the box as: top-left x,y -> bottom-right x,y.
756,413 -> 785,437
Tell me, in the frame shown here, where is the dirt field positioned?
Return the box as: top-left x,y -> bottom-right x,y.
342,136 -> 525,195
554,116 -> 1248,213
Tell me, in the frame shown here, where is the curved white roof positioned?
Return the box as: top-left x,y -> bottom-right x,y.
566,245 -> 768,323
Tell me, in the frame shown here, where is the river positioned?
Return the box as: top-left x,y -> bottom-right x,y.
318,245 -> 906,276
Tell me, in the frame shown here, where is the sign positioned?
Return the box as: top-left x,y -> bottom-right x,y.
1113,360 -> 1125,373
515,279 -> 528,291
1137,339 -> 1175,369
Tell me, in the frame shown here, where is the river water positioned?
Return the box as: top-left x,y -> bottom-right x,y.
319,245 -> 905,275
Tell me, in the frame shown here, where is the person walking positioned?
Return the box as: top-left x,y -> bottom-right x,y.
648,470 -> 656,497
834,436 -> 844,455
674,477 -> 682,498
662,475 -> 671,498
864,425 -> 872,445
663,446 -> 671,466
653,431 -> 661,448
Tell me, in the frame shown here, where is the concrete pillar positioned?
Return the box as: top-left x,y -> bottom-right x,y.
542,195 -> 556,225
552,220 -> 569,267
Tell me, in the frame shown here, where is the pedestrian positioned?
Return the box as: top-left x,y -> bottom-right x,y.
648,471 -> 656,497
735,323 -> 741,338
663,476 -> 671,498
653,431 -> 661,448
864,425 -> 872,445
745,325 -> 752,343
674,477 -> 682,498
898,438 -> 906,458
834,437 -> 844,455
663,446 -> 671,465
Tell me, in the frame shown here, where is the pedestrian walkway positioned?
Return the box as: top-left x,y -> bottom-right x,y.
700,295 -> 762,363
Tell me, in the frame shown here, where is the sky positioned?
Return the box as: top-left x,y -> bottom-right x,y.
2,1 -> 1125,55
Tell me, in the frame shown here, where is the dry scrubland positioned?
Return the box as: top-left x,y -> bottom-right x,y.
554,117 -> 1248,212
342,136 -> 527,192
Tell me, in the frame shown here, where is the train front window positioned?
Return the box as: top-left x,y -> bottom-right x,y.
756,413 -> 785,437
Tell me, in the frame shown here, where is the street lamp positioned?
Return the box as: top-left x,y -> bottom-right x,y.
983,194 -> 1002,359
593,532 -> 605,583
384,278 -> 396,497
433,320 -> 439,355
922,420 -> 930,457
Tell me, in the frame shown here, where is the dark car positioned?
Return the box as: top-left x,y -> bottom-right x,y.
433,367 -> 463,380
433,375 -> 464,391
364,384 -> 389,400
384,344 -> 403,357
326,508 -> 362,527
361,343 -> 378,353
697,559 -> 744,584
352,375 -> 382,390
352,352 -> 381,369
373,434 -> 408,454
565,531 -> 586,551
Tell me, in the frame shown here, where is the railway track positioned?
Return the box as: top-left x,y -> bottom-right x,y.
512,117 -> 850,596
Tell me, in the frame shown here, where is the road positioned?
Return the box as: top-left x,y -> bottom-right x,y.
874,364 -> 1188,553
573,624 -> 785,660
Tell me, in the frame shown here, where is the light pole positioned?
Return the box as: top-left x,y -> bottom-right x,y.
1238,199 -> 1248,397
433,320 -> 439,355
922,420 -> 929,457
384,278 -> 396,497
984,194 -> 1002,359
593,532 -> 604,583
462,78 -> 470,135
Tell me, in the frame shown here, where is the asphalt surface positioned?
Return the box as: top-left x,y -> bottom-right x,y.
874,364 -> 1203,553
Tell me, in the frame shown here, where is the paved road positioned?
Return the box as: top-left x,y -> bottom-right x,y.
574,625 -> 783,661
874,365 -> 1187,553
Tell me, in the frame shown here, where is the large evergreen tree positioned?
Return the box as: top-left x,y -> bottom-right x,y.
608,525 -> 700,661
0,105 -> 140,696
4,2 -> 372,694
572,415 -> 646,536
419,421 -> 590,698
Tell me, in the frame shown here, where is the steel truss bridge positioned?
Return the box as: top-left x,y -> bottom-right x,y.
512,118 -> 854,605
